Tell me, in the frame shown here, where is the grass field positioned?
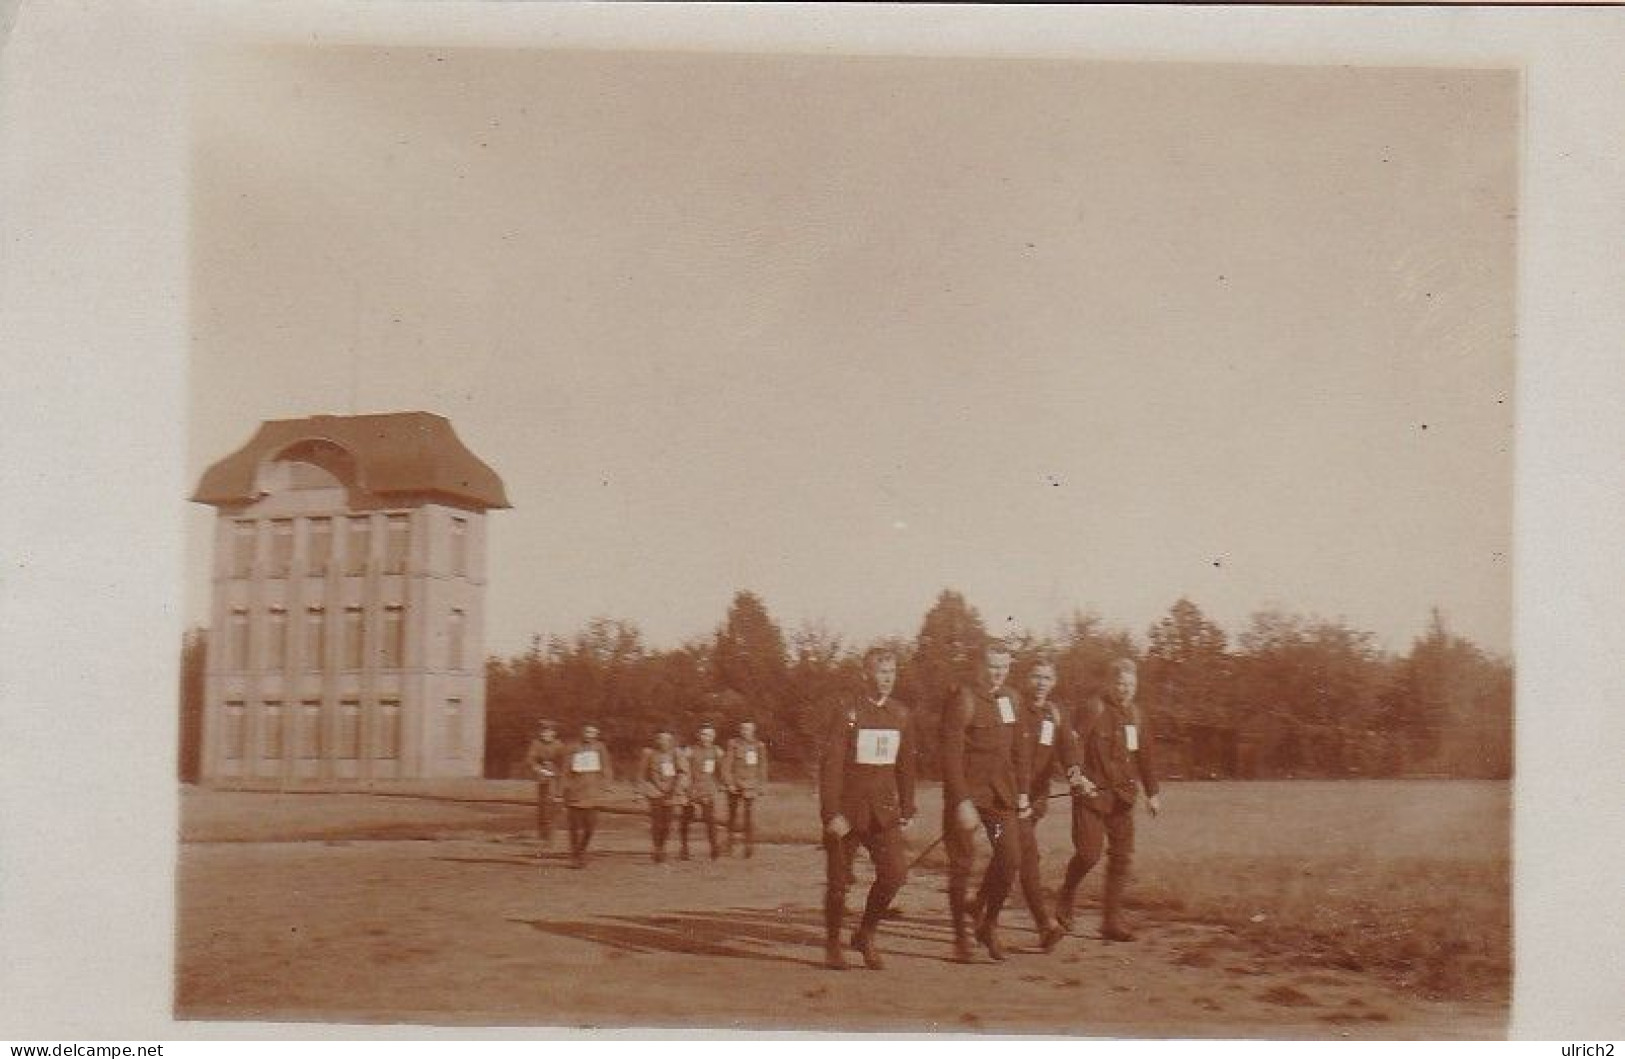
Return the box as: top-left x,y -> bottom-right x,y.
698,778 -> 1511,1003
183,777 -> 1509,1005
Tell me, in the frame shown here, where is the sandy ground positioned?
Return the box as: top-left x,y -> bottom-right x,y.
175,803 -> 1505,1037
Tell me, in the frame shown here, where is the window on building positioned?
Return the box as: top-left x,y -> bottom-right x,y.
298,702 -> 322,760
223,702 -> 246,760
337,700 -> 360,760
262,701 -> 284,759
270,519 -> 294,578
231,521 -> 255,578
448,608 -> 466,671
346,516 -> 371,575
377,699 -> 401,760
267,608 -> 287,670
306,517 -> 332,576
451,516 -> 468,577
229,609 -> 249,670
381,605 -> 405,669
343,607 -> 364,670
384,514 -> 410,574
305,607 -> 326,671
444,699 -> 464,759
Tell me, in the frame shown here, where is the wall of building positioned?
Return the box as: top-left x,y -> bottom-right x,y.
201,478 -> 489,784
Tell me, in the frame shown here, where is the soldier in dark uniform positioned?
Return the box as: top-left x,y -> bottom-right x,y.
523,718 -> 567,855
1008,656 -> 1074,951
1055,657 -> 1162,941
819,648 -> 917,971
637,727 -> 689,863
942,639 -> 1032,963
680,721 -> 725,860
722,720 -> 768,857
563,722 -> 615,869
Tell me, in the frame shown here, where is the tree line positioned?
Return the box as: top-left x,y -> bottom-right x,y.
176,589 -> 1511,783
481,590 -> 1512,782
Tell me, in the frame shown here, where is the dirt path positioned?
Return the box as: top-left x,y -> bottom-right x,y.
176,816 -> 1503,1037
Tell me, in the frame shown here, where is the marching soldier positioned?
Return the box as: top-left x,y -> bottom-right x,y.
1008,656 -> 1073,951
941,639 -> 1032,963
637,728 -> 689,863
681,721 -> 725,860
819,648 -> 916,971
1055,656 -> 1162,941
523,718 -> 567,855
562,722 -> 615,869
721,720 -> 768,857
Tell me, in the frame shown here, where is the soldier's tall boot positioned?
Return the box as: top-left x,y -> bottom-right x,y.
948,887 -> 975,964
1054,856 -> 1086,933
1100,856 -> 1135,942
824,893 -> 848,971
851,912 -> 885,971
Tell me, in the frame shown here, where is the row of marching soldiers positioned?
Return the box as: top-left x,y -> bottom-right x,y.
822,641 -> 1160,970
521,638 -> 1160,972
523,717 -> 768,867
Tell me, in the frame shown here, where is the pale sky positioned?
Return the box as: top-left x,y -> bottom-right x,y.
186,48 -> 1516,658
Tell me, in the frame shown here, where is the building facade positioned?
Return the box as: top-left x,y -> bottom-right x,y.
190,412 -> 509,783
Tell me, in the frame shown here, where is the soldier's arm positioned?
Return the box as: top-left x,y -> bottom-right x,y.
1137,712 -> 1160,798
1056,705 -> 1081,774
1012,691 -> 1034,809
759,742 -> 769,786
720,742 -> 737,788
1031,728 -> 1055,803
897,709 -> 918,822
1066,703 -> 1100,792
636,749 -> 656,799
940,688 -> 973,810
818,704 -> 848,823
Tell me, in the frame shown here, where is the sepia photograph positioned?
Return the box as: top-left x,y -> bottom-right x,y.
6,1 -> 1625,1047
174,39 -> 1513,1037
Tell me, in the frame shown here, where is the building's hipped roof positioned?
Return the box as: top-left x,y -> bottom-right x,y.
191,411 -> 510,510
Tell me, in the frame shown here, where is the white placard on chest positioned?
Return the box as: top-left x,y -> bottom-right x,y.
744,748 -> 758,766
573,750 -> 602,773
855,728 -> 901,765
1124,724 -> 1139,752
996,696 -> 1015,724
702,757 -> 715,774
1039,718 -> 1055,746
659,758 -> 675,778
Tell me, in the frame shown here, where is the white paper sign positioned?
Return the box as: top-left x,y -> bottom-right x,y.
702,758 -> 715,774
744,749 -> 758,767
996,696 -> 1015,724
659,758 -> 675,778
1039,718 -> 1055,746
1124,724 -> 1139,752
855,728 -> 901,765
573,750 -> 602,773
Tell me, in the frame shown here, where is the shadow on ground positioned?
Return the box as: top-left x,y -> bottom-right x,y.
515,907 -> 825,967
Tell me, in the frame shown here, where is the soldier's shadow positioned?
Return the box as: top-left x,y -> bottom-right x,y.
434,849 -> 651,869
514,908 -> 831,968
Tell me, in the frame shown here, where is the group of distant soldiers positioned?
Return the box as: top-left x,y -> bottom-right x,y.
523,718 -> 769,867
523,639 -> 1161,972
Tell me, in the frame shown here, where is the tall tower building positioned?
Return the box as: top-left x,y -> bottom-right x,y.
190,412 -> 509,783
